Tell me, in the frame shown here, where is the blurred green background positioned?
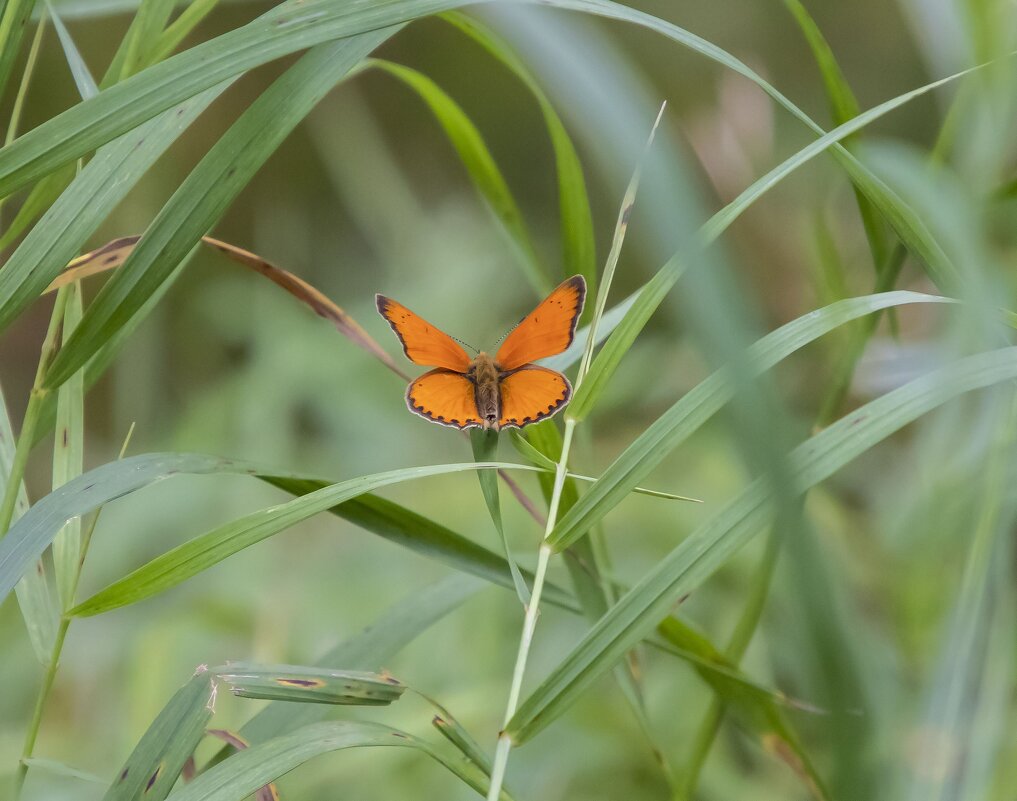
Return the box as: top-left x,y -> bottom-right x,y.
2,1 -> 1015,799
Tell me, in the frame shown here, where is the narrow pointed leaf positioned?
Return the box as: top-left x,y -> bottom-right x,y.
370,57 -> 548,295
508,345 -> 1017,742
552,292 -> 955,550
170,720 -> 510,801
42,31 -> 394,389
103,668 -> 215,801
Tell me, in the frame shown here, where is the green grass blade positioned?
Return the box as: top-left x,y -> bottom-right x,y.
0,83 -> 231,333
571,62 -> 972,420
41,32 -> 393,390
370,58 -> 549,296
441,11 -> 595,295
101,0 -> 175,86
268,483 -> 575,610
171,720 -> 510,801
0,453 -> 265,604
1,380 -> 57,664
508,345 -> 1017,743
0,0 -> 38,104
238,575 -> 484,744
20,758 -> 106,785
0,165 -> 74,251
780,0 -> 888,272
470,428 -> 530,604
215,663 -> 406,706
50,282 -> 83,610
552,292 -> 954,549
144,0 -> 222,68
0,452 -> 571,614
102,667 -> 215,801
47,0 -> 98,98
67,460 -> 541,617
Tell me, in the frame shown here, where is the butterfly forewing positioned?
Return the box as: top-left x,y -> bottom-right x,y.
376,295 -> 471,372
498,366 -> 571,429
407,369 -> 484,429
495,276 -> 586,371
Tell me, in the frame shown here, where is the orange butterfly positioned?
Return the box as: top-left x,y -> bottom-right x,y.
377,276 -> 586,430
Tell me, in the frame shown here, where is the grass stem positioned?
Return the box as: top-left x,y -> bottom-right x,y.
487,420 -> 575,800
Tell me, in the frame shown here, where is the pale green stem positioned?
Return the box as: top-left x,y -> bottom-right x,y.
0,289 -> 67,539
487,419 -> 575,800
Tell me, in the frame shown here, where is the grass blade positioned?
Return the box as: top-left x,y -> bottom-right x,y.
471,429 -> 530,604
50,281 -> 83,611
508,344 -> 1017,743
1,383 -> 57,666
216,664 -> 406,706
41,31 -> 395,390
171,720 -> 510,801
441,11 -> 596,296
0,82 -> 232,333
370,57 -> 549,296
551,292 -> 955,550
262,480 -> 576,610
102,666 -> 215,801
67,460 -> 543,617
0,0 -> 38,104
576,60 -> 979,417
47,0 -> 98,97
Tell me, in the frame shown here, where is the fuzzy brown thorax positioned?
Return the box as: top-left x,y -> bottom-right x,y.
467,352 -> 503,430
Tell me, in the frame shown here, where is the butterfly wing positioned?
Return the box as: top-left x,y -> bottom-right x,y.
495,276 -> 586,371
406,369 -> 483,429
498,365 -> 572,429
377,295 -> 471,372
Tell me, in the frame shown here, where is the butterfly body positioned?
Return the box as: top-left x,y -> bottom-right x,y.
378,276 -> 586,431
465,351 -> 504,429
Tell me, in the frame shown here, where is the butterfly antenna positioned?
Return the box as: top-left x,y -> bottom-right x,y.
453,335 -> 480,355
493,316 -> 524,348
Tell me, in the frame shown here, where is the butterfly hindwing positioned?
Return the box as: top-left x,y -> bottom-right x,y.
498,365 -> 571,429
495,276 -> 586,371
406,369 -> 483,429
376,295 -> 471,372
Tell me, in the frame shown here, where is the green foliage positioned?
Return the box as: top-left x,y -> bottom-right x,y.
2,1 -> 1016,800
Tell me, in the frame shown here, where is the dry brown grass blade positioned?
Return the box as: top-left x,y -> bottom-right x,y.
47,236 -> 544,525
46,235 -> 409,380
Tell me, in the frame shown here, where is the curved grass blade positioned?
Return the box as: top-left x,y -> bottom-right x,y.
780,0 -> 888,272
471,429 -> 530,604
441,11 -> 595,296
41,31 -> 393,390
103,666 -> 215,801
258,480 -> 576,610
19,758 -> 106,785
370,57 -> 549,296
68,461 -> 542,617
552,292 -> 956,550
170,720 -> 511,801
508,345 -> 1017,743
572,61 -> 980,421
0,453 -> 266,605
0,82 -> 232,333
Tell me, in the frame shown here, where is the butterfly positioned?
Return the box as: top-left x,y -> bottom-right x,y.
377,276 -> 586,431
